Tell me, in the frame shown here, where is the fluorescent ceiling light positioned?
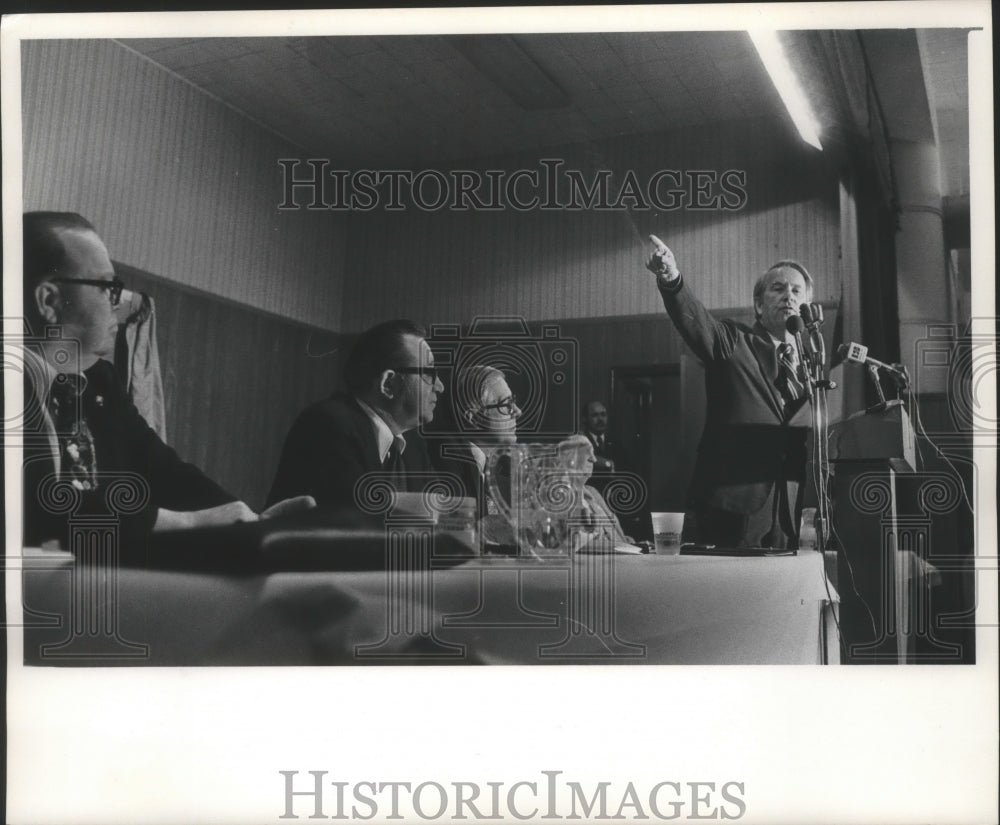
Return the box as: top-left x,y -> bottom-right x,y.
749,30 -> 823,151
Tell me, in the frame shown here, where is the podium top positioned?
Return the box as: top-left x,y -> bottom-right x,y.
829,404 -> 916,471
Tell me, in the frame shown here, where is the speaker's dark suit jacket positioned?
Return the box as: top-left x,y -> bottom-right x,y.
659,277 -> 811,547
267,392 -> 433,510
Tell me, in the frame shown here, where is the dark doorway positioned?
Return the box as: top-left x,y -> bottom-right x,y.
610,364 -> 693,532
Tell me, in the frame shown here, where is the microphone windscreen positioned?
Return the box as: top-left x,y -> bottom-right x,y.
800,303 -> 814,324
831,343 -> 848,368
845,342 -> 868,363
785,315 -> 805,335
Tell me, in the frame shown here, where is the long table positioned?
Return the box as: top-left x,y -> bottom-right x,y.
20,545 -> 839,666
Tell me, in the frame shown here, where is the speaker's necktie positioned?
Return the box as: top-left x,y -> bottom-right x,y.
776,343 -> 806,404
47,373 -> 98,490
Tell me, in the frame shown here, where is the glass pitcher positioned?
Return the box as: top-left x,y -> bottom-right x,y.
485,442 -> 588,557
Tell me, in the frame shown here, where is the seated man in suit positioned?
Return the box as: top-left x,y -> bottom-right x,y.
20,211 -> 312,551
268,319 -> 444,511
645,234 -> 813,549
434,364 -> 521,543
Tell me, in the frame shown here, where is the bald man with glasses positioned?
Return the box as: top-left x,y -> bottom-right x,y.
20,212 -> 312,552
268,318 -> 443,512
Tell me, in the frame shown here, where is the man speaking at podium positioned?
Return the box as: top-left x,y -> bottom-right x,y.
645,235 -> 814,550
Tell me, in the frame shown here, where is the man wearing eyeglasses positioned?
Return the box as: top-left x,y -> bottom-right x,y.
268,318 -> 444,511
431,363 -> 524,550
436,364 -> 522,505
20,212 -> 311,551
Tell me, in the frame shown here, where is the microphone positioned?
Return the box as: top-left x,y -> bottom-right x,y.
836,342 -> 909,385
800,302 -> 824,328
800,303 -> 826,373
785,315 -> 813,377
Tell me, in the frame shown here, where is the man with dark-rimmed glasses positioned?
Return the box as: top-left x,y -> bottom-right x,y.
268,318 -> 444,511
434,364 -> 522,514
20,211 -> 313,551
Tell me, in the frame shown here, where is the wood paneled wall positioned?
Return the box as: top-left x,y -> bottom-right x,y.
22,39 -> 347,331
343,117 -> 840,331
118,265 -> 342,509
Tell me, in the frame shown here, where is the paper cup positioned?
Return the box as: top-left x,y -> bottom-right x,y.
651,512 -> 684,555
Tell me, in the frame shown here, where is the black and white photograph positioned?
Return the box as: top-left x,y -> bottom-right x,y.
3,2 -> 996,823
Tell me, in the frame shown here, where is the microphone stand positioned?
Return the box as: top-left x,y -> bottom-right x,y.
864,364 -> 907,415
802,305 -> 835,554
866,364 -> 888,410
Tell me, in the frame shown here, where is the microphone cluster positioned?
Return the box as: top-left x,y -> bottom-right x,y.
784,302 -> 909,394
785,302 -> 827,385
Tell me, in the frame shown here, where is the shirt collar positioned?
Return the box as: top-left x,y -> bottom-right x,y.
355,397 -> 406,462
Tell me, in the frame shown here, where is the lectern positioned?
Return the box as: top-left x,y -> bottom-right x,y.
830,404 -> 918,663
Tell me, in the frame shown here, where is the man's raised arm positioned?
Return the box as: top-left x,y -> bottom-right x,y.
644,233 -> 736,363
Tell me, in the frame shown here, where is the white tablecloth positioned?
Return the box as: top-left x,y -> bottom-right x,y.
20,550 -> 838,666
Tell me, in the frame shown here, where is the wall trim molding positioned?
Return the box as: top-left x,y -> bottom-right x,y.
115,261 -> 340,336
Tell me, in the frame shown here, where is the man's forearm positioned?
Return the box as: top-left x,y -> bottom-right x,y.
153,500 -> 258,531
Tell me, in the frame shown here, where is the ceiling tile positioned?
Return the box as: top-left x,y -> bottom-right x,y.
115,30 -> 959,187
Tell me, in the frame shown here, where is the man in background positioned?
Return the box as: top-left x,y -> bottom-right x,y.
268,319 -> 443,511
21,211 -> 310,550
645,234 -> 814,549
580,399 -> 621,482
